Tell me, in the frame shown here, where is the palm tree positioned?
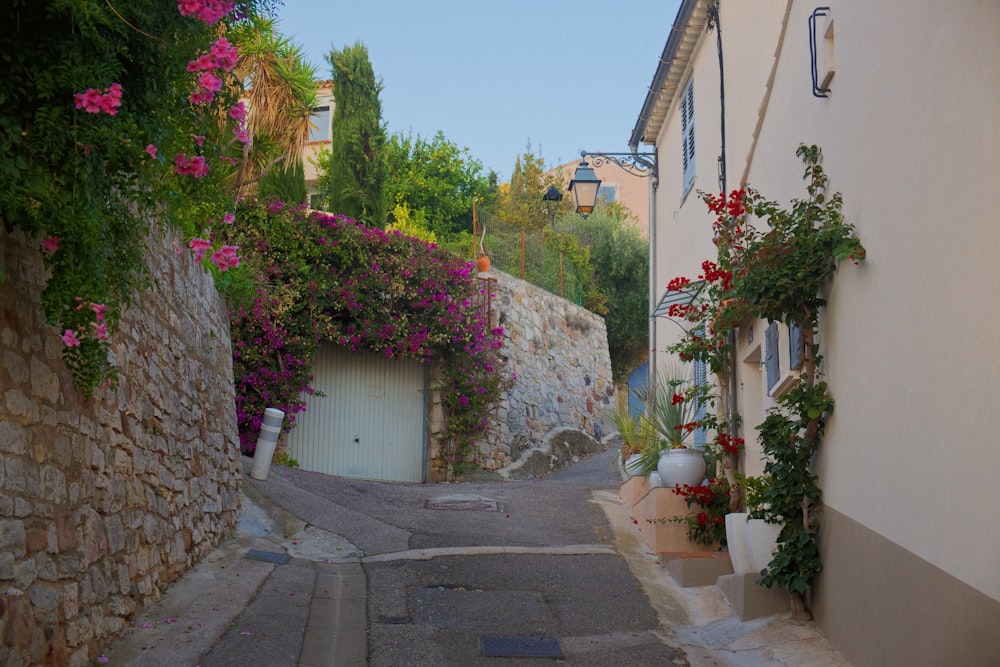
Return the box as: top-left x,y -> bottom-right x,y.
228,18 -> 318,197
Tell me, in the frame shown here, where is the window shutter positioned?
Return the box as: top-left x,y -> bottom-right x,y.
681,79 -> 695,194
765,322 -> 780,391
789,322 -> 804,370
692,355 -> 707,448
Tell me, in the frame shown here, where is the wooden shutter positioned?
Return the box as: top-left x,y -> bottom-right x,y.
789,322 -> 804,370
765,322 -> 780,391
681,78 -> 695,194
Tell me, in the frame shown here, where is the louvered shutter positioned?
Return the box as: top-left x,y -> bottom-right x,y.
765,322 -> 780,391
789,322 -> 804,370
693,356 -> 708,448
681,78 -> 695,194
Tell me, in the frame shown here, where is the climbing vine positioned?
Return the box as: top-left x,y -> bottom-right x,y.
664,145 -> 865,613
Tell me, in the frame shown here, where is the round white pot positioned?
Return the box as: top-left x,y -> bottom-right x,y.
648,471 -> 663,488
656,448 -> 706,488
725,513 -> 754,574
622,453 -> 645,478
745,518 -> 783,573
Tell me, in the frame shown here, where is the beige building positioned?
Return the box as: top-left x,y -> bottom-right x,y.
636,1 -> 1000,664
303,79 -> 334,206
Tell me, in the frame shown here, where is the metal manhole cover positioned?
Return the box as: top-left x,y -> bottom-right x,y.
425,494 -> 499,511
245,549 -> 289,565
480,636 -> 563,658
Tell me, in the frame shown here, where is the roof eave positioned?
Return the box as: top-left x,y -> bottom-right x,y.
629,0 -> 711,152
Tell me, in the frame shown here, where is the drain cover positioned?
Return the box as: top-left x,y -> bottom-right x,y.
425,494 -> 499,511
480,636 -> 563,658
246,548 -> 289,564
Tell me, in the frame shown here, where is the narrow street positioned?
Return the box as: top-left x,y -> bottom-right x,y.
250,446 -> 684,666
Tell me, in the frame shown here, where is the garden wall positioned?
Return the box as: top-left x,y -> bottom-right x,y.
464,270 -> 615,476
0,225 -> 240,666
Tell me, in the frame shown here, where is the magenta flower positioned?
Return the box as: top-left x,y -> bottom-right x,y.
61,329 -> 81,347
189,237 -> 212,262
42,236 -> 59,253
145,144 -> 158,158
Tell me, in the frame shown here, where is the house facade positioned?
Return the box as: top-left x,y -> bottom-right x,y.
637,1 -> 1000,664
303,79 -> 334,205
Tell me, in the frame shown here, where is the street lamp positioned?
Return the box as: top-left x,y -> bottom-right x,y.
569,150 -> 657,217
542,185 -> 563,227
567,160 -> 600,218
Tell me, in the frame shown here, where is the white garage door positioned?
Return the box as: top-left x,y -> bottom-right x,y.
285,344 -> 427,482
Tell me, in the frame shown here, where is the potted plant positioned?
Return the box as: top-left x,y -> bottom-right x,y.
637,369 -> 706,487
612,409 -> 657,478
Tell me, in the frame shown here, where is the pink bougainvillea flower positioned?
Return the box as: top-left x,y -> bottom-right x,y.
191,134 -> 206,147
92,321 -> 109,340
223,212 -> 235,224
73,83 -> 123,116
97,656 -> 109,665
197,72 -> 223,93
61,329 -> 81,347
211,245 -> 240,272
210,37 -> 239,71
173,154 -> 209,178
90,303 -> 108,321
189,237 -> 212,262
177,0 -> 235,25
42,236 -> 59,253
145,144 -> 158,159
228,101 -> 246,121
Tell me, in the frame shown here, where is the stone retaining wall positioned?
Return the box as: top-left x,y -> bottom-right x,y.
472,270 -> 616,476
0,226 -> 240,666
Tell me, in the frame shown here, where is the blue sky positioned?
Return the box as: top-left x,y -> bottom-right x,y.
274,0 -> 681,181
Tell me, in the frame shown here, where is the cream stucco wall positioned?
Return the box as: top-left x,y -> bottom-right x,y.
646,0 -> 1000,607
747,0 -> 1000,602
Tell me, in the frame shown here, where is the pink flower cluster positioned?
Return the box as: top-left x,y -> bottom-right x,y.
187,37 -> 238,105
177,0 -> 235,25
189,237 -> 212,261
229,101 -> 250,144
211,245 -> 240,271
173,153 -> 209,178
60,299 -> 110,347
73,82 -> 123,116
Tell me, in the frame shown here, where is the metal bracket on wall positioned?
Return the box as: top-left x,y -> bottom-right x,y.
809,7 -> 832,98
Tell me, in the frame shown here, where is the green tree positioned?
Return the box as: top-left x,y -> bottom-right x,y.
564,208 -> 649,380
384,130 -> 495,238
258,158 -> 307,205
496,145 -> 569,230
317,42 -> 386,226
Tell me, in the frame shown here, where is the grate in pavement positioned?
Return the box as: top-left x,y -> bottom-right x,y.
480,636 -> 563,658
245,548 -> 290,564
425,494 -> 499,511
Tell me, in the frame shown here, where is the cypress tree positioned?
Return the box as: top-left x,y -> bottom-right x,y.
321,42 -> 386,226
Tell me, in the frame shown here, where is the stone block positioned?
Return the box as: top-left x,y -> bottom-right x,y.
629,486 -> 719,556
662,552 -> 735,587
717,572 -> 791,620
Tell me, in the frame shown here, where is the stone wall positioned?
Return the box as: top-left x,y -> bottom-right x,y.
0,226 -> 240,666
472,270 -> 616,476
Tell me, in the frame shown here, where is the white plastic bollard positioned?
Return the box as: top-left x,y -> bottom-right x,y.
249,423 -> 282,480
262,407 -> 285,429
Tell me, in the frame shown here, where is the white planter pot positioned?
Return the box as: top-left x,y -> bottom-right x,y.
725,513 -> 754,575
745,518 -> 782,573
622,453 -> 645,478
656,448 -> 706,488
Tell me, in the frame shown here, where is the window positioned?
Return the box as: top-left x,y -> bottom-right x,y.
680,78 -> 695,195
597,184 -> 618,204
309,106 -> 331,142
765,322 -> 779,392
